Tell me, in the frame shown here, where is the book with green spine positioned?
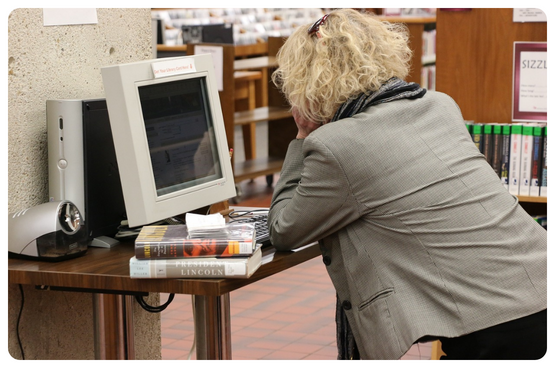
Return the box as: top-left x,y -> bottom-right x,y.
482,123 -> 494,165
491,124 -> 503,176
470,123 -> 484,153
500,124 -> 511,188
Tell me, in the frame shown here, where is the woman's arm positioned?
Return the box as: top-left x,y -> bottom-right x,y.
268,135 -> 362,250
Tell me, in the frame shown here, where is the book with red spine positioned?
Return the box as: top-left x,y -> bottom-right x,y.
134,224 -> 256,259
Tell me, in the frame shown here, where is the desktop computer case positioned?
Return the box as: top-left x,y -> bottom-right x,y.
47,98 -> 126,241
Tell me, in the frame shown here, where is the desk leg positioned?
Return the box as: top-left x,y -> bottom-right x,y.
92,294 -> 135,359
193,293 -> 232,359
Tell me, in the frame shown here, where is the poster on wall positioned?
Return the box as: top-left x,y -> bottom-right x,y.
512,42 -> 547,122
43,9 -> 98,26
513,8 -> 547,22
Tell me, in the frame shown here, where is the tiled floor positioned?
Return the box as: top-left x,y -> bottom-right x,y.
160,176 -> 432,360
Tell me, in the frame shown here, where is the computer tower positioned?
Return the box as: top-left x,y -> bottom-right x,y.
47,98 -> 126,247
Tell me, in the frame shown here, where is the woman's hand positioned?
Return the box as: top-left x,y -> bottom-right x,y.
292,107 -> 322,139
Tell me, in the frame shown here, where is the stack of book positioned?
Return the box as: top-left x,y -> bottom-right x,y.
129,223 -> 262,279
466,122 -> 547,197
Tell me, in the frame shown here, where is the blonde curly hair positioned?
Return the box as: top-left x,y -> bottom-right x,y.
272,9 -> 412,124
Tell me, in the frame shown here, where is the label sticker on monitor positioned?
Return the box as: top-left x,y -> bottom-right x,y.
152,58 -> 196,79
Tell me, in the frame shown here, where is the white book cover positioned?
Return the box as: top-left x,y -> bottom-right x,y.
508,124 -> 523,196
518,124 -> 534,196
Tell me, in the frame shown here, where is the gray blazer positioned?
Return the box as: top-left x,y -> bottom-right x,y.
268,91 -> 547,359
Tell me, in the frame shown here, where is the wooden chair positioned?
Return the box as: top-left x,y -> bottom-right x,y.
234,70 -> 262,160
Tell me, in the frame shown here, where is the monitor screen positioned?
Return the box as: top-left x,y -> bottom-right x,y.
101,55 -> 236,227
138,77 -> 222,196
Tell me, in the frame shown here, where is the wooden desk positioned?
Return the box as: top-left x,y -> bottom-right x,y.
8,241 -> 321,360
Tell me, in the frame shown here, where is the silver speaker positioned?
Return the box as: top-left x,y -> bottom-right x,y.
8,200 -> 88,261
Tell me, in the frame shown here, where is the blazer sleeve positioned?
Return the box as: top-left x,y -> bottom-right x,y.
268,136 -> 362,251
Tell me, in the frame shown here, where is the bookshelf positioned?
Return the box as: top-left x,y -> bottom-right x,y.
435,8 -> 547,207
518,195 -> 547,204
152,8 -> 324,49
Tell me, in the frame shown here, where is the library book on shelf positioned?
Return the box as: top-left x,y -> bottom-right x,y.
134,223 -> 257,259
129,244 -> 262,279
466,122 -> 547,198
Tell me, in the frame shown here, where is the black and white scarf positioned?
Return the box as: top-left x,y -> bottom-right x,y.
334,77 -> 426,360
332,77 -> 426,123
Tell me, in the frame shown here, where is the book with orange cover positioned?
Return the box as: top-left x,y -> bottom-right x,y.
134,224 -> 256,259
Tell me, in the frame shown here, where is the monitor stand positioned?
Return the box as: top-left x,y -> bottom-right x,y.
90,236 -> 120,248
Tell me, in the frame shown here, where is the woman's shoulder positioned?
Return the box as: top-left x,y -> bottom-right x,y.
423,90 -> 459,105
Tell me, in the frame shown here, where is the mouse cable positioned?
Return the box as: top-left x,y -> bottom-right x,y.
16,284 -> 25,359
228,209 -> 269,219
135,293 -> 175,313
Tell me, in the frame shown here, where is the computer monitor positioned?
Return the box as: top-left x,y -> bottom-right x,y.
100,55 -> 236,227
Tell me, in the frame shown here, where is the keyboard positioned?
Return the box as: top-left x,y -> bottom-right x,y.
233,214 -> 271,247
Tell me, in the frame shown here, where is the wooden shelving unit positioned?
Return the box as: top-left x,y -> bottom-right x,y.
234,106 -> 292,126
516,195 -> 547,204
436,8 -> 547,206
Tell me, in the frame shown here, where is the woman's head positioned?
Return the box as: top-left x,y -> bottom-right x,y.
272,9 -> 412,124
